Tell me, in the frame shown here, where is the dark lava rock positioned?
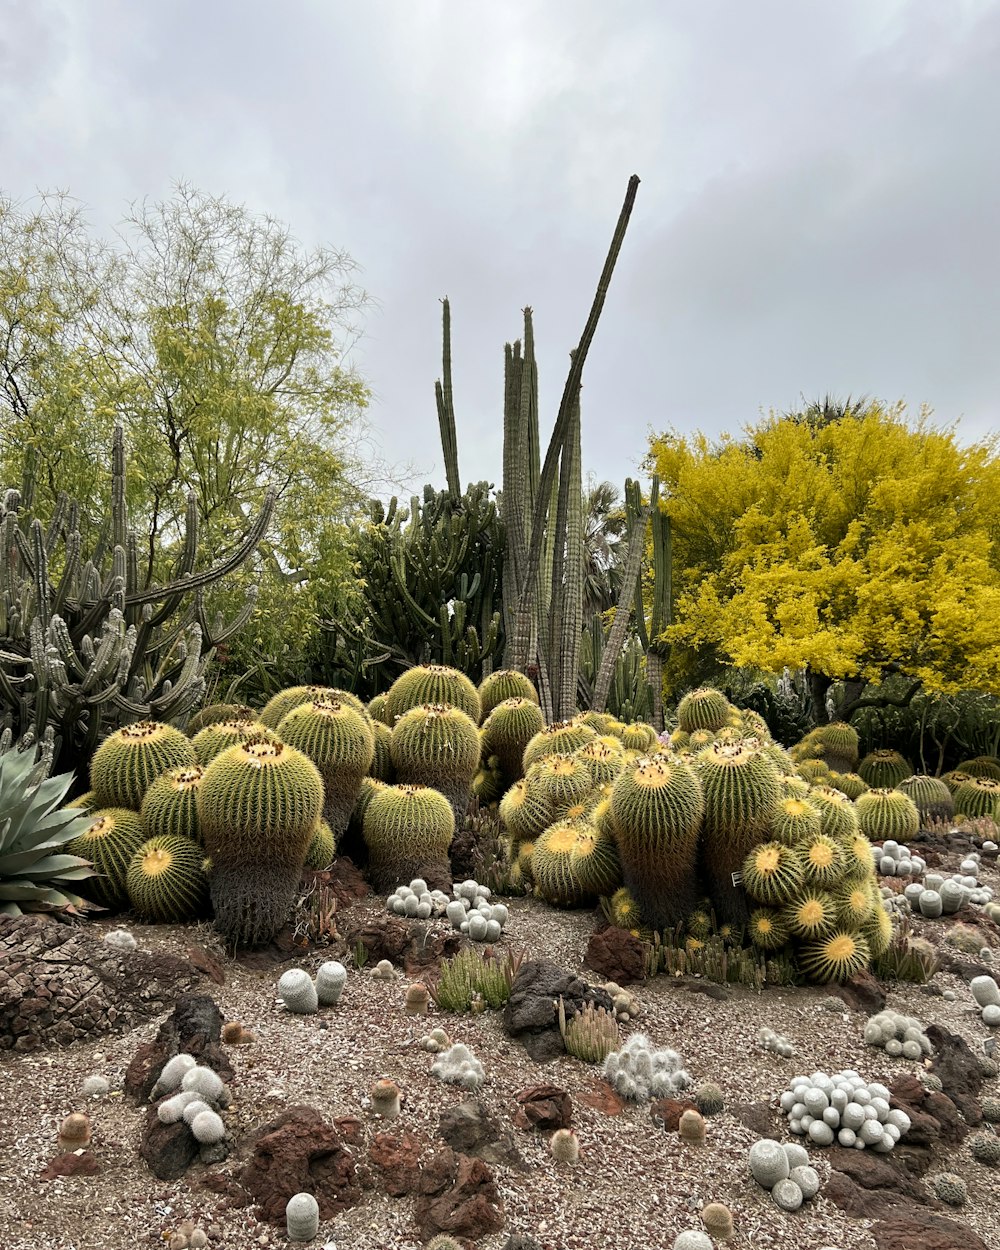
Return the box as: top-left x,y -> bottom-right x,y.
439,1101 -> 525,1168
503,960 -> 613,1061
830,967 -> 886,1014
139,1104 -> 201,1181
871,1210 -> 990,1250
125,992 -> 232,1103
728,1101 -> 783,1140
650,1097 -> 699,1133
927,1023 -> 984,1123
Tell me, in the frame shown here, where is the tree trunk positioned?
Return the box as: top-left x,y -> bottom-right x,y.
807,667 -> 832,725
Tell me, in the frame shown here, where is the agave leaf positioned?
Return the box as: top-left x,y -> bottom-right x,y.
0,900 -> 23,917
0,881 -> 53,900
3,852 -> 96,877
1,809 -> 94,854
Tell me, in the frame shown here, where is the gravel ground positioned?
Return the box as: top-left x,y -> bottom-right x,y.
2,863 -> 999,1250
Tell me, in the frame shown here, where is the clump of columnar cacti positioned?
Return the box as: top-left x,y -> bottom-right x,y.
369,1079 -> 401,1119
969,1131 -> 1000,1164
778,1069 -> 909,1150
103,927 -> 137,951
863,1010 -> 933,1060
550,1127 -> 579,1163
602,1034 -> 691,1103
57,1112 -> 92,1151
386,878 -> 451,920
700,1203 -> 734,1241
693,1082 -> 725,1116
430,1042 -> 485,1091
315,961 -> 347,1006
277,968 -> 319,1015
558,997 -> 621,1063
872,839 -> 926,878
678,1108 -> 706,1144
81,1075 -> 109,1099
285,1191 -> 320,1242
929,1172 -> 967,1206
759,1027 -> 794,1058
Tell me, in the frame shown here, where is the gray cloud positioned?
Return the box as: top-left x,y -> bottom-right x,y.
1,0 -> 997,497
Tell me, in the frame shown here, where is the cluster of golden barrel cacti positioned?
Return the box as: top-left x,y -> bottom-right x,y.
486,687 -> 907,983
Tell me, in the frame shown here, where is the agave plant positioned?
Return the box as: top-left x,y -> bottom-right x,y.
0,745 -> 96,916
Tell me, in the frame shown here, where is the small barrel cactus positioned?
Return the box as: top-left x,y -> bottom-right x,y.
930,1172 -> 967,1206
278,968 -> 319,1014
315,961 -> 347,1006
370,1079 -> 401,1119
81,1075 -> 110,1098
693,1082 -> 725,1116
673,1233 -> 713,1250
550,1127 -> 580,1163
772,1178 -> 804,1211
748,1139 -> 790,1187
679,1108 -> 707,1144
789,1164 -> 820,1199
971,975 -> 1000,1008
57,1112 -> 92,1150
969,1131 -> 1000,1164
286,1191 -> 320,1242
700,1203 -> 733,1241
405,983 -> 430,1015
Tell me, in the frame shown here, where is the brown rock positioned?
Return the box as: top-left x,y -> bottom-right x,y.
577,1081 -> 626,1116
344,916 -> 411,968
584,926 -> 647,985
927,1023 -> 984,1123
728,1101 -> 783,1140
238,1105 -> 362,1224
333,1115 -> 365,1147
413,1147 -> 504,1242
368,1130 -> 424,1197
39,1151 -> 100,1180
185,945 -> 226,986
650,1097 -> 699,1133
826,1146 -> 926,1203
402,928 -> 465,978
139,1104 -> 201,1181
871,1211 -> 990,1250
511,1084 -> 573,1132
831,967 -> 886,1013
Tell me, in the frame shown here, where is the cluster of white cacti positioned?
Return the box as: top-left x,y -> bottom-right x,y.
371,958 -> 396,980
748,1139 -> 821,1211
445,879 -> 509,942
900,856 -> 994,919
276,961 -> 347,1014
154,1055 -> 228,1147
104,928 -> 137,951
601,980 -> 642,1023
602,1034 -> 691,1102
778,1069 -> 910,1151
972,975 -> 1000,1028
429,1041 -> 485,1090
759,1027 -> 794,1058
863,1010 -> 933,1059
386,878 -> 451,920
872,840 -> 926,877
420,1026 -> 452,1054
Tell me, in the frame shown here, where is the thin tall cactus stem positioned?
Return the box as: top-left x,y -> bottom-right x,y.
592,503 -> 649,714
434,297 -> 462,499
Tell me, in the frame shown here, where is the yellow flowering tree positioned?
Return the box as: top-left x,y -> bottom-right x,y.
647,403 -> 1000,718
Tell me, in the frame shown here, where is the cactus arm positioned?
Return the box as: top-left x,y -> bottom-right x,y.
435,297 -> 462,499
510,175 -> 640,672
30,521 -> 50,635
591,504 -> 649,713
51,530 -> 81,618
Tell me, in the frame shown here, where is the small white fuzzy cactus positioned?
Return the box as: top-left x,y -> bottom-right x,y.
153,1053 -> 197,1096
104,927 -> 137,951
430,1042 -> 485,1090
971,975 -> 1000,1009
81,1075 -> 109,1098
777,1068 -> 906,1151
602,1034 -> 690,1103
181,1065 -> 226,1104
863,1010 -> 932,1060
181,1099 -> 214,1125
286,1191 -> 320,1242
371,958 -> 396,980
315,961 -> 347,1006
157,1090 -> 202,1124
759,1027 -> 794,1058
278,968 -> 319,1014
189,1108 -> 226,1144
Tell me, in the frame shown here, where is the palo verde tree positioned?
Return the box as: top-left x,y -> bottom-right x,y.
0,185 -> 375,695
648,402 -> 1000,722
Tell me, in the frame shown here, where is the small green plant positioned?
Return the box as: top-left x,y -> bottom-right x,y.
426,946 -> 526,1012
873,915 -> 941,983
558,996 -> 621,1062
643,931 -> 797,989
353,937 -> 370,970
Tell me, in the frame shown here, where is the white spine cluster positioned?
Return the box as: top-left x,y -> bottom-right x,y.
602,1034 -> 690,1102
778,1069 -> 910,1151
430,1042 -> 485,1091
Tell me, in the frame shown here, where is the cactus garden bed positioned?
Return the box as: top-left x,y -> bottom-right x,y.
2,873 -> 999,1250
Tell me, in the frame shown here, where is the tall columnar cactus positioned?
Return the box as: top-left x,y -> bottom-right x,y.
197,739 -> 324,946
0,427 -> 271,777
616,475 -> 672,730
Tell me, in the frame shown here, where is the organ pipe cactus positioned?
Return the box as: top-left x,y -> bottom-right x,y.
0,426 -> 271,777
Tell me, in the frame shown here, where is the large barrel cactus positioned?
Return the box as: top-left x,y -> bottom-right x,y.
610,755 -> 704,930
481,698 -> 546,783
192,719 -> 277,766
478,669 -> 538,718
67,808 -> 148,910
361,783 -> 455,892
126,834 -> 209,923
277,696 -> 375,836
857,749 -> 913,789
897,774 -> 953,824
197,739 -> 324,946
389,702 -> 480,827
90,721 -> 196,810
140,765 -> 205,844
385,664 -> 482,726
676,688 -> 731,734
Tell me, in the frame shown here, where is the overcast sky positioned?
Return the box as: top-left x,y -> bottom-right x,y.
2,0 -> 998,496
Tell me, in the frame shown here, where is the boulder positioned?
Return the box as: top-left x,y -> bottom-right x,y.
413,1146 -> 504,1243
125,993 -> 233,1103
511,1084 -> 573,1132
503,961 -> 613,1061
584,926 -> 647,985
439,1101 -> 525,1167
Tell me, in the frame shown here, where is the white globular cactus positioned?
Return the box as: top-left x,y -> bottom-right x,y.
277,968 -> 319,1014
863,1010 -> 933,1061
157,1090 -> 202,1124
748,1140 -> 823,1210
286,1191 -> 320,1242
315,961 -> 347,1006
602,1034 -> 690,1103
180,1065 -> 226,1105
759,1027 -> 794,1058
189,1108 -> 226,1144
441,878 -> 506,941
430,1042 -> 485,1091
874,841 -> 926,878
386,879 -> 450,919
81,1075 -> 110,1099
152,1053 -> 197,1097
104,927 -> 137,951
777,1069 -> 908,1151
